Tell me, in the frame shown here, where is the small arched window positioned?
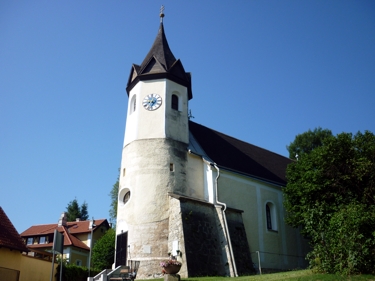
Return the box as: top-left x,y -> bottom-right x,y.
266,204 -> 272,230
130,95 -> 136,114
266,202 -> 277,231
171,94 -> 179,110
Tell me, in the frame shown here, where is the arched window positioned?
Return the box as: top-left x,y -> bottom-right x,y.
266,202 -> 277,231
119,188 -> 131,206
130,95 -> 136,114
266,204 -> 272,230
171,94 -> 179,110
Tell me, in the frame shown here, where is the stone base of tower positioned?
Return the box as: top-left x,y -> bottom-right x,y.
164,274 -> 180,281
132,259 -> 165,279
126,219 -> 169,279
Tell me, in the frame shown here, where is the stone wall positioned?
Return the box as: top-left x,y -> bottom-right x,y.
225,209 -> 255,275
179,199 -> 228,277
127,219 -> 168,279
171,197 -> 255,277
168,197 -> 187,277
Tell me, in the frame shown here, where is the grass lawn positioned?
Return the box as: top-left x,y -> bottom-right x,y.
137,270 -> 375,281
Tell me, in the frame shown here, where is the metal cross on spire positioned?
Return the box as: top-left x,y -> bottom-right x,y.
160,5 -> 165,23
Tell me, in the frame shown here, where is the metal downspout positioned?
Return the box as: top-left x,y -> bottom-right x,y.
213,163 -> 238,277
202,156 -> 238,277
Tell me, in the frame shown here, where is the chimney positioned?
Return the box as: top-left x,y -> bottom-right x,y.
76,218 -> 81,222
58,212 -> 68,227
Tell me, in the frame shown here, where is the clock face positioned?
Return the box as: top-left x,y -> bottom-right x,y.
143,94 -> 162,111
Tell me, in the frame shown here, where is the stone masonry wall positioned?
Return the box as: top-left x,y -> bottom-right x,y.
127,219 -> 168,279
225,210 -> 255,275
179,199 -> 228,277
168,197 -> 187,277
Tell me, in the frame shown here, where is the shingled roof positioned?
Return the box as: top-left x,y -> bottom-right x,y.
21,219 -> 109,251
21,219 -> 108,236
126,22 -> 192,100
0,207 -> 29,252
189,121 -> 292,186
25,225 -> 90,251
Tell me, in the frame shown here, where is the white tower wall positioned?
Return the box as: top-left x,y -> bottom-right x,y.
117,77 -> 189,277
124,79 -> 189,147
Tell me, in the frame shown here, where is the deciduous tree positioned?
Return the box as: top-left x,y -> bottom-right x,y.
286,127 -> 332,160
91,228 -> 115,270
109,175 -> 119,222
284,130 -> 375,274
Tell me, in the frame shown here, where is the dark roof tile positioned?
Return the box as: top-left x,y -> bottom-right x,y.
0,207 -> 29,252
126,23 -> 192,99
189,121 -> 292,186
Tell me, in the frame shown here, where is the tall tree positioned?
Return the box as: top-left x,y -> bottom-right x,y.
80,201 -> 89,220
284,130 -> 375,274
109,175 -> 119,222
91,228 -> 115,270
286,127 -> 332,159
66,199 -> 89,221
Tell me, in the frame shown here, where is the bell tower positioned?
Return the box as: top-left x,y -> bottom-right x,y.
115,8 -> 192,278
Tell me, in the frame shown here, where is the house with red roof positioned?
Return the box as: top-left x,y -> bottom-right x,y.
1,206 -> 60,281
20,212 -> 110,267
0,206 -> 29,280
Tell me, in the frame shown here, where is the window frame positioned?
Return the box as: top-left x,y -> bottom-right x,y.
130,95 -> 137,114
265,202 -> 278,232
123,191 -> 131,204
171,94 -> 179,110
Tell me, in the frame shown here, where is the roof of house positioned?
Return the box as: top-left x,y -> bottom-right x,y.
25,225 -> 90,251
20,219 -> 109,251
189,121 -> 292,186
0,206 -> 29,252
21,219 -> 108,236
126,22 -> 192,99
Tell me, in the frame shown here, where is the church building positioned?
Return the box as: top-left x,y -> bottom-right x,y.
115,11 -> 309,279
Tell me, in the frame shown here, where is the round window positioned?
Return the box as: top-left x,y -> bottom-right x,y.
119,188 -> 131,206
123,191 -> 131,204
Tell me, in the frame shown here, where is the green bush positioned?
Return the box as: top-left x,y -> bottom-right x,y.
55,264 -> 102,281
92,228 -> 115,270
309,203 -> 375,275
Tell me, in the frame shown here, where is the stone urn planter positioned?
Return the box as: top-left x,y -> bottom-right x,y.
160,258 -> 182,275
163,264 -> 181,274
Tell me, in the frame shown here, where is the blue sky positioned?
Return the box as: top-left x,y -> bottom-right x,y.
1,1 -> 374,233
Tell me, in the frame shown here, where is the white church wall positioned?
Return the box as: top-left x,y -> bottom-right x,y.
185,153 -> 205,200
217,170 -> 308,271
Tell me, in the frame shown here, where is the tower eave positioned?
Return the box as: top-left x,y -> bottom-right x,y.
126,73 -> 192,100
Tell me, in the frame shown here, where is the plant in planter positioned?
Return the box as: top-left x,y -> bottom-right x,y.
160,256 -> 182,275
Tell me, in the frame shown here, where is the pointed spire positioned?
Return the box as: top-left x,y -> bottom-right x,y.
139,22 -> 176,72
126,8 -> 192,100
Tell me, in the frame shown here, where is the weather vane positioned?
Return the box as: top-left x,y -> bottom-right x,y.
160,5 -> 165,23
